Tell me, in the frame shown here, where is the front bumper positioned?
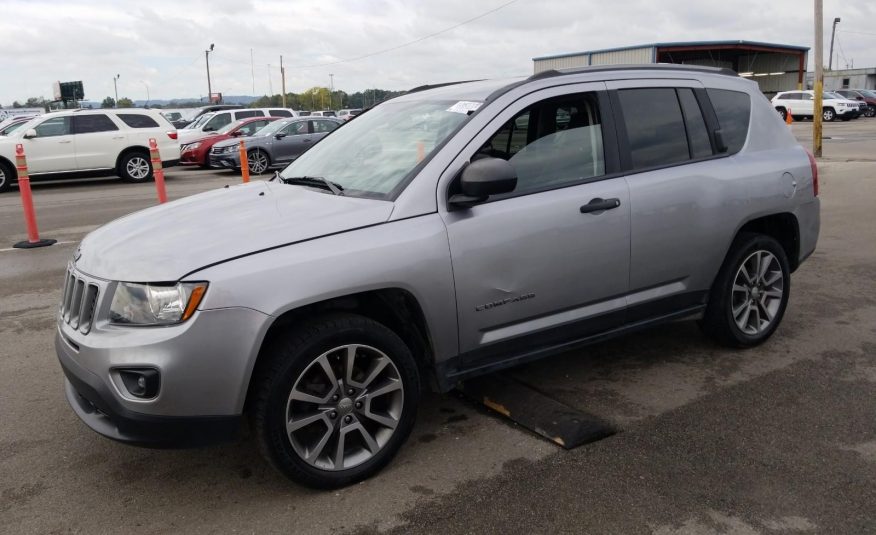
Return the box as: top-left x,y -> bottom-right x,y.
209,151 -> 240,169
56,288 -> 272,447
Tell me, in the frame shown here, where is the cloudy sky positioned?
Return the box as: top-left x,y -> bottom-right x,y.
1,0 -> 874,105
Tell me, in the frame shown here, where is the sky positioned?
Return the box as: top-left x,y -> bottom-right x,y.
1,0 -> 874,106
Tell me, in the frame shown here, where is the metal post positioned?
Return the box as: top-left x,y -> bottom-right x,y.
280,55 -> 286,108
329,74 -> 334,110
113,74 -> 120,108
206,44 -> 214,103
828,17 -> 841,71
140,81 -> 149,107
814,0 -> 824,158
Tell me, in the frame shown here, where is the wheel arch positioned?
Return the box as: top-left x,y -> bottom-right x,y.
243,288 -> 437,413
115,145 -> 150,171
0,155 -> 16,179
733,212 -> 801,272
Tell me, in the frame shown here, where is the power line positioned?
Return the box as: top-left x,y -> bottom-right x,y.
837,29 -> 876,37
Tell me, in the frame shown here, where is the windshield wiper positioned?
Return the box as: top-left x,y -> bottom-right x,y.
282,176 -> 344,196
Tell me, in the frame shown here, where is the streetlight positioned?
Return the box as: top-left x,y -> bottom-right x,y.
113,74 -> 120,108
140,80 -> 150,107
205,43 -> 215,103
329,73 -> 334,110
829,17 -> 841,71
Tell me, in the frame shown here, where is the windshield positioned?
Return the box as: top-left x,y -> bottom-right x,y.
280,99 -> 476,199
0,121 -> 28,135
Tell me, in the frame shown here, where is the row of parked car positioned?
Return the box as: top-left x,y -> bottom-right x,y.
771,88 -> 876,122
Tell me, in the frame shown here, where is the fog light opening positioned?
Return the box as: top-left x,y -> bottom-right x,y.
118,369 -> 160,399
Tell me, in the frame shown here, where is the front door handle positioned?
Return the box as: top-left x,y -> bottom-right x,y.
580,197 -> 621,214
302,138 -> 312,143
58,140 -> 72,144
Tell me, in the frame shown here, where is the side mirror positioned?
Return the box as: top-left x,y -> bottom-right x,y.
229,130 -> 242,137
449,157 -> 517,208
23,129 -> 37,139
275,133 -> 288,139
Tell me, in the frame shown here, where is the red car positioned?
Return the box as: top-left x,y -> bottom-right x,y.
180,116 -> 280,167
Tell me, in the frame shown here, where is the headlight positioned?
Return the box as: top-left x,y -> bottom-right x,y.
224,146 -> 237,153
186,142 -> 202,151
109,282 -> 208,326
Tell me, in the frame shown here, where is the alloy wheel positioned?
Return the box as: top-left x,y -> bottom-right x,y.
823,109 -> 835,121
248,151 -> 268,174
285,344 -> 404,471
0,167 -> 6,189
730,250 -> 784,336
126,156 -> 151,180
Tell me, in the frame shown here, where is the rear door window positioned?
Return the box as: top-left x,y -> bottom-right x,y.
72,114 -> 119,134
269,109 -> 293,117
618,88 -> 690,169
312,119 -> 340,133
235,110 -> 262,119
706,89 -> 751,155
117,114 -> 160,128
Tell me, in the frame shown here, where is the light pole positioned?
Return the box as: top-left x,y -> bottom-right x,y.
828,17 -> 841,71
329,74 -> 334,110
113,74 -> 120,108
205,43 -> 215,103
140,80 -> 150,107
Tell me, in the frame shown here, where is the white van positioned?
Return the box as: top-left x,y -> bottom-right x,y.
177,108 -> 299,143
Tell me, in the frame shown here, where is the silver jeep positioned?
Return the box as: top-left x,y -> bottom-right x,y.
56,65 -> 820,488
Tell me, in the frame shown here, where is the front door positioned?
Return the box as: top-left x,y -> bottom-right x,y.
272,120 -> 310,164
440,84 -> 631,364
21,116 -> 77,173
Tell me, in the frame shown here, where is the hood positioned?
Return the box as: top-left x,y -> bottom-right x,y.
75,181 -> 394,281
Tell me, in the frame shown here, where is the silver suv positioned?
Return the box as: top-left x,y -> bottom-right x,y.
56,65 -> 820,489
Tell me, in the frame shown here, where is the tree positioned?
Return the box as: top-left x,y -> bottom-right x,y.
25,97 -> 46,107
101,96 -> 116,109
12,101 -> 22,108
117,97 -> 134,108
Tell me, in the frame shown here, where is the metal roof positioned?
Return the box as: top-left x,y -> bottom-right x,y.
533,40 -> 810,62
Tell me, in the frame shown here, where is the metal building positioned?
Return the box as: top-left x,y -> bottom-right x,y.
532,41 -> 809,95
805,68 -> 876,91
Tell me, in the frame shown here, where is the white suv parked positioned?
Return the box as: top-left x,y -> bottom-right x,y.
177,108 -> 299,144
771,90 -> 858,122
0,109 -> 179,193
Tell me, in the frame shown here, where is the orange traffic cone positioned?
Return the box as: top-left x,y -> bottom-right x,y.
786,108 -> 793,125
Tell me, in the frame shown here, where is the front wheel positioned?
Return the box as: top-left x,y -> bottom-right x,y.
866,106 -> 876,118
701,233 -> 790,348
0,160 -> 14,193
247,149 -> 270,174
823,108 -> 836,122
251,313 -> 420,489
118,151 -> 153,182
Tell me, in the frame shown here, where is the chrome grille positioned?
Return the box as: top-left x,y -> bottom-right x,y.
59,268 -> 100,335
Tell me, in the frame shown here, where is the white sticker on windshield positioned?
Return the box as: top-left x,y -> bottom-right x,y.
446,101 -> 482,114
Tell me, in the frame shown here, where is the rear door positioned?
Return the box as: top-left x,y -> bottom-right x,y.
309,119 -> 340,144
607,80 -> 751,318
72,114 -> 126,169
20,116 -> 77,173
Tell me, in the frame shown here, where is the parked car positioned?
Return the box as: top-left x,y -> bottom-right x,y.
177,108 -> 299,144
308,110 -> 337,117
186,104 -> 244,123
0,109 -> 178,193
208,117 -> 341,173
771,90 -> 858,121
180,117 -> 280,168
0,117 -> 35,136
834,89 -> 876,117
161,111 -> 193,129
56,65 -> 819,489
337,109 -> 363,121
297,111 -> 312,116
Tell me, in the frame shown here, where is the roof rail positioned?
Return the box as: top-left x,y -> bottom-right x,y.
406,80 -> 483,94
527,63 -> 739,81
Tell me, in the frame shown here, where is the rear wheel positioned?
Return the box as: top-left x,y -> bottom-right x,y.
0,160 -> 14,193
252,313 -> 420,489
118,151 -> 153,182
701,233 -> 790,348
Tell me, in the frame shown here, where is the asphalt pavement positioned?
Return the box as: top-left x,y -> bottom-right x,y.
1,120 -> 875,534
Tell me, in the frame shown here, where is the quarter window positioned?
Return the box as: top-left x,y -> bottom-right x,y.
117,114 -> 160,128
34,116 -> 71,137
706,89 -> 751,155
478,92 -> 605,195
72,114 -> 119,134
618,88 -> 690,169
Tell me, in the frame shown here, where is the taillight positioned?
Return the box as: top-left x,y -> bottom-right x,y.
804,148 -> 819,196
167,131 -> 178,140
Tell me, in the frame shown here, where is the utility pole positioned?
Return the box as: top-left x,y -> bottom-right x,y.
329,74 -> 334,110
814,0 -> 824,158
267,64 -> 273,96
205,43 -> 215,103
250,48 -> 255,96
113,74 -> 120,108
828,17 -> 841,71
280,55 -> 286,108
140,80 -> 150,107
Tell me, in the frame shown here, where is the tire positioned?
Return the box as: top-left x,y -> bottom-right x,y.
776,108 -> 787,121
822,108 -> 836,122
0,160 -> 14,194
700,233 -> 790,348
118,151 -> 153,182
251,313 -> 420,489
866,106 -> 876,118
247,149 -> 270,174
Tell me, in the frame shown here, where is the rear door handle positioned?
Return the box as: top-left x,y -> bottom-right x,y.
580,197 -> 621,214
58,140 -> 72,144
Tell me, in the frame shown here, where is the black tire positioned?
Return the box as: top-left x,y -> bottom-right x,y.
118,151 -> 153,183
700,233 -> 791,348
0,160 -> 14,194
251,313 -> 420,489
823,108 -> 836,122
867,106 -> 876,118
776,108 -> 787,121
247,149 -> 270,174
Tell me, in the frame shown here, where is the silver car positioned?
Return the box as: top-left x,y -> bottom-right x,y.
209,117 -> 342,173
56,65 -> 819,489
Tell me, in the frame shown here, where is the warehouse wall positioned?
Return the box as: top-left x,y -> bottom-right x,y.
590,46 -> 654,65
533,55 -> 590,73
